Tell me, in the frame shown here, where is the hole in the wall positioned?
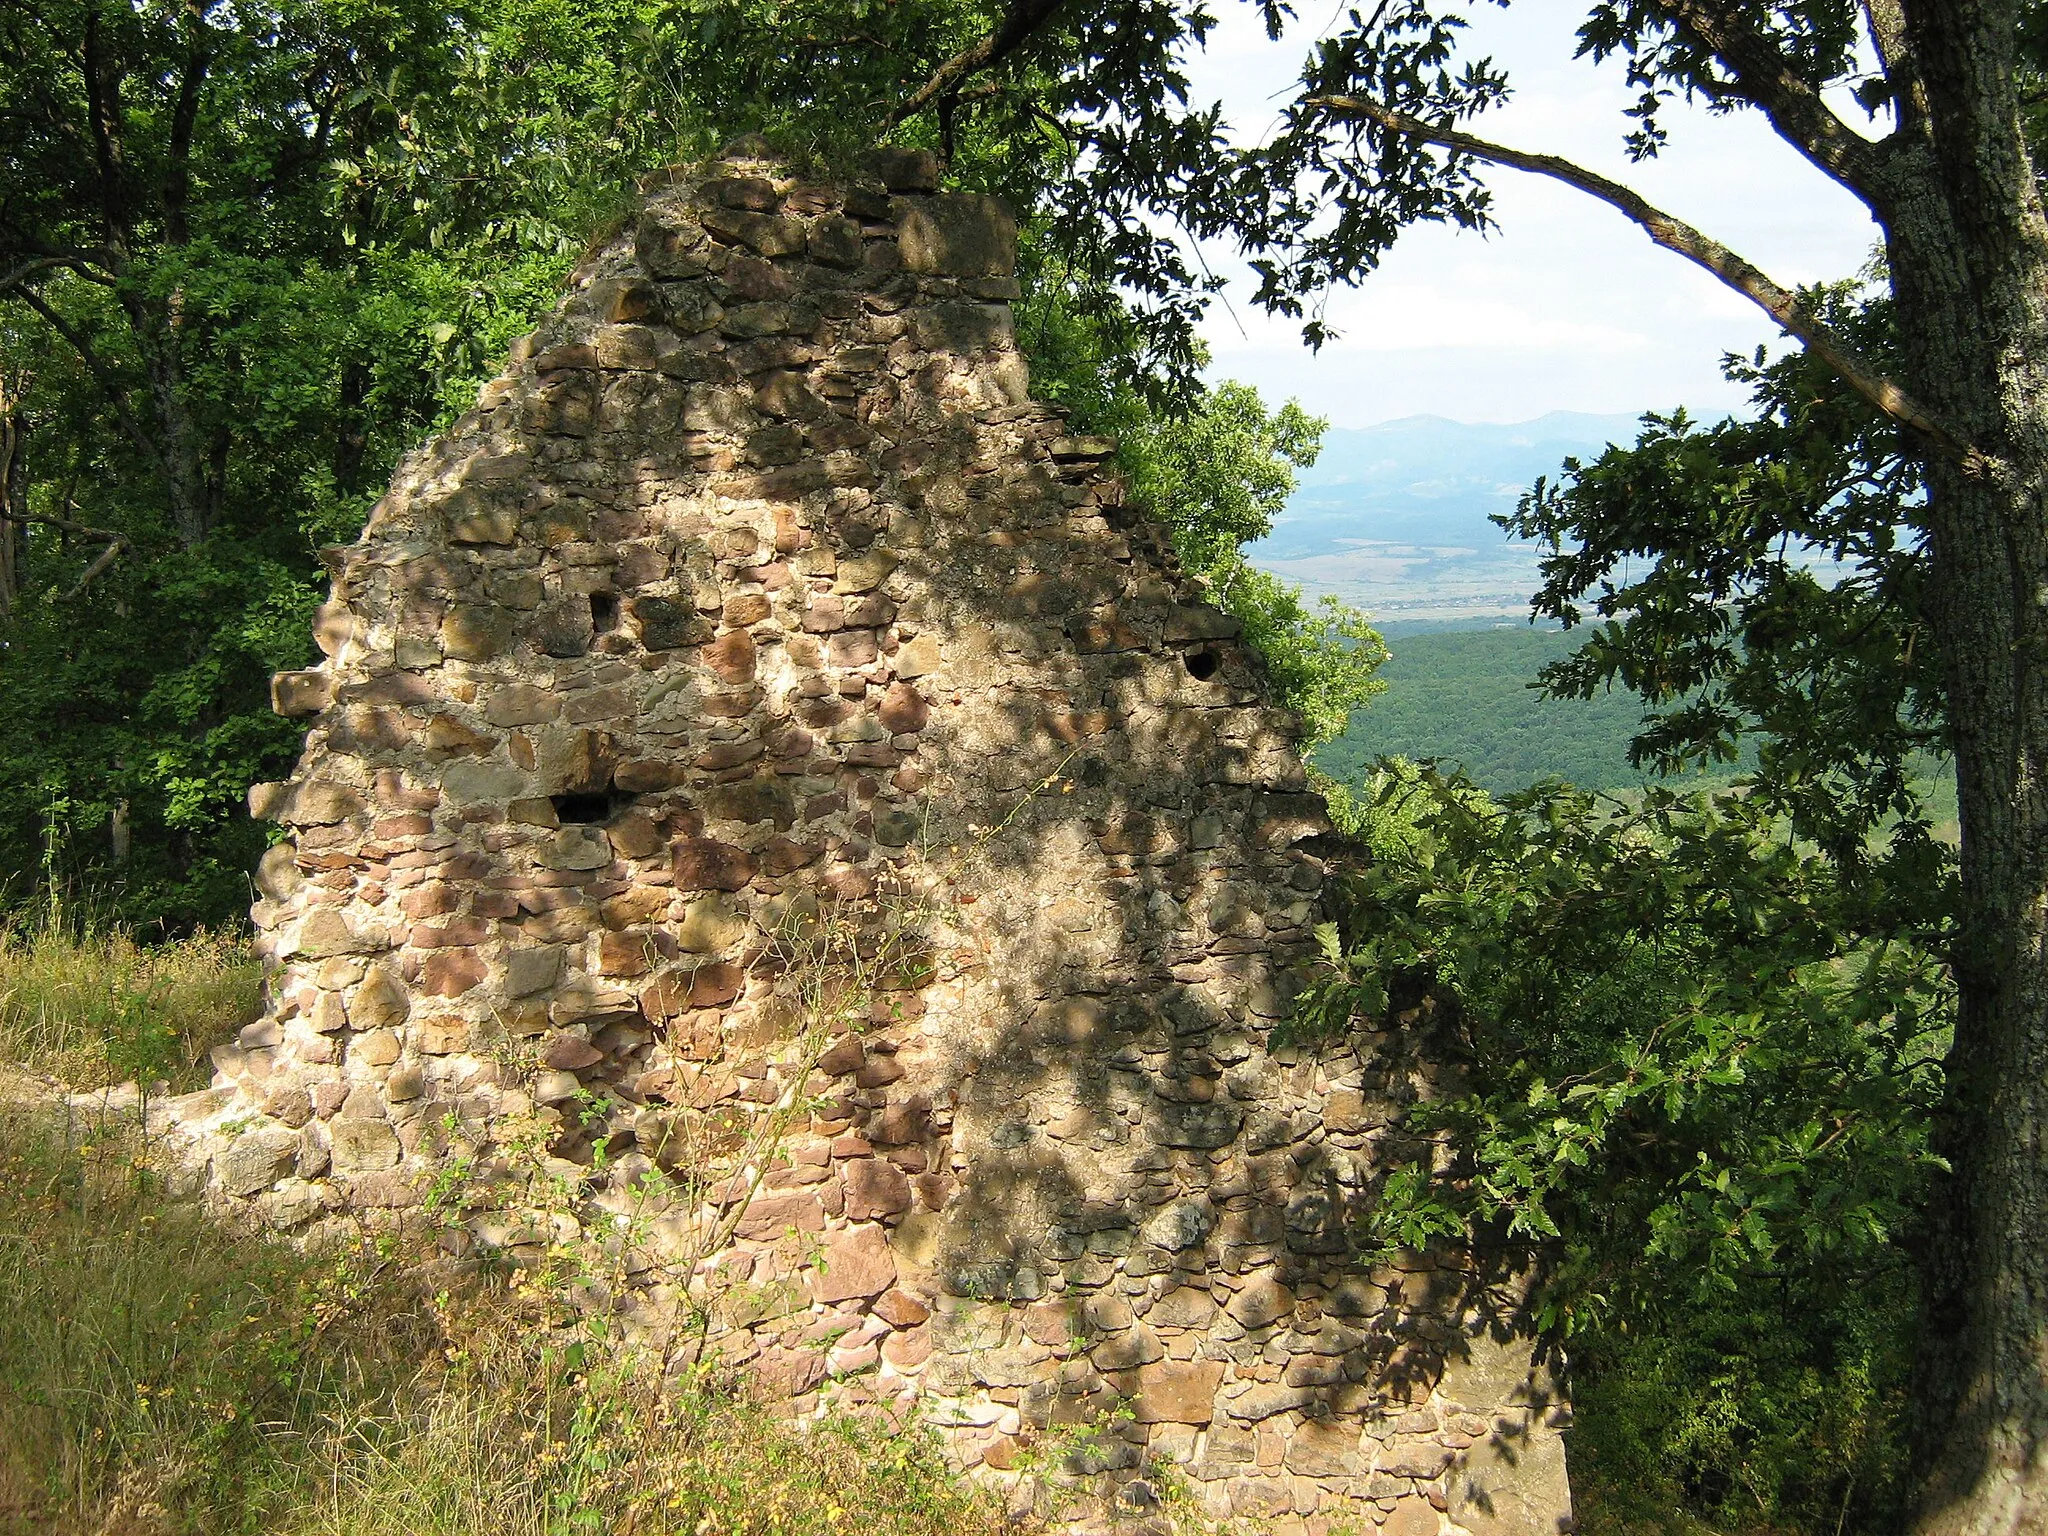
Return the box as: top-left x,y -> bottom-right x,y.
551,790 -> 628,825
1183,649 -> 1221,681
589,593 -> 620,634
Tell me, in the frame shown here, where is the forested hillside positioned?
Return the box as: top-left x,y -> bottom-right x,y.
1313,624 -> 1675,792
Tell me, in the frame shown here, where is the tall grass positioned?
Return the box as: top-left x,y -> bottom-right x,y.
0,1108 -> 1003,1536
0,917 -> 260,1091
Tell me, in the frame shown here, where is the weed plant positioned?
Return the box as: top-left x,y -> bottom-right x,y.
0,1108 -> 1002,1536
0,913 -> 259,1091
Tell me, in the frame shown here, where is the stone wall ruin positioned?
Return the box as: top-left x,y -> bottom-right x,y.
190,141 -> 1573,1534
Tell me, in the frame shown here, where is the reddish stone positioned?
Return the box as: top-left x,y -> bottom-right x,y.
672,838 -> 757,891
816,1037 -> 865,1076
1126,1360 -> 1226,1425
798,697 -> 855,729
733,1189 -> 826,1241
598,929 -> 655,976
881,1326 -> 932,1370
410,918 -> 490,947
420,949 -> 487,997
600,886 -> 669,927
749,1347 -> 827,1400
911,1172 -> 955,1210
826,630 -> 877,667
723,592 -> 771,626
843,1156 -> 911,1219
873,1288 -> 930,1328
821,866 -> 877,900
639,974 -> 689,1020
542,1035 -> 605,1071
700,691 -> 759,719
613,758 -> 687,792
690,961 -> 744,1006
761,836 -> 823,874
400,883 -> 460,919
607,813 -> 665,859
767,727 -> 815,759
808,1224 -> 896,1304
876,682 -> 930,733
772,508 -> 810,553
868,1099 -> 930,1144
854,1054 -> 905,1088
844,593 -> 894,627
803,594 -> 846,632
705,629 -> 756,683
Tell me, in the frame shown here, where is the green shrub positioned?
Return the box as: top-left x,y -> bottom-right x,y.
1569,1277 -> 1916,1535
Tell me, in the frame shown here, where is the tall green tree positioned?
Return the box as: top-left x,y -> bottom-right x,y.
0,0 -> 1365,923
0,0 -> 695,919
875,3 -> 2048,1523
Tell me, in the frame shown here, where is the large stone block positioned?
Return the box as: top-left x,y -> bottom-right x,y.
898,194 -> 1017,278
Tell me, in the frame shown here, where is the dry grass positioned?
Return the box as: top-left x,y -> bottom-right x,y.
0,1107 -> 1005,1536
0,919 -> 260,1091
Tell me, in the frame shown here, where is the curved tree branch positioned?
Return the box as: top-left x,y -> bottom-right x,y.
883,0 -> 1067,132
1659,0 -> 1887,202
1308,93 -> 1978,468
8,510 -> 132,596
0,253 -> 116,294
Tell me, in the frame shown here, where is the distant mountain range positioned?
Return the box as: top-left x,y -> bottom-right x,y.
1249,412 -> 1647,623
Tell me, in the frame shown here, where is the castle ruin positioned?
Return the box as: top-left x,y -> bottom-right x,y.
186,141 -> 1571,1535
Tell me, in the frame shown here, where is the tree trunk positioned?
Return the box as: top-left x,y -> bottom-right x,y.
1910,460 -> 2048,1534
1892,8 -> 2048,1529
0,378 -> 20,619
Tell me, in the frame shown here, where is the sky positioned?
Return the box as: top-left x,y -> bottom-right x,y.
1178,4 -> 1885,426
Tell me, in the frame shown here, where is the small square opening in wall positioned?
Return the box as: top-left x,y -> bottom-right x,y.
1183,649 -> 1221,681
589,593 -> 620,634
551,790 -> 627,824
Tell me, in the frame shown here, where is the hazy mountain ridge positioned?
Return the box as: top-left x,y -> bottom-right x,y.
1249,411 -> 1645,621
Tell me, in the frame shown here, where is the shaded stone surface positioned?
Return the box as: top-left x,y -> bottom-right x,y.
172,145 -> 1569,1534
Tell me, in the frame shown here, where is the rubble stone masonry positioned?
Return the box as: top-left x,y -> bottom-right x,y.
180,140 -> 1572,1533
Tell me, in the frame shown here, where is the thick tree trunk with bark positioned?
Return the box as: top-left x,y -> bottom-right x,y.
1892,6 -> 2048,1529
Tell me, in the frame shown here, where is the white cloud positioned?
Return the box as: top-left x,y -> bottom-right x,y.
1177,4 -> 1881,427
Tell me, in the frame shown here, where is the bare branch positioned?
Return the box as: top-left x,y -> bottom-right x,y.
883,0 -> 1066,132
0,254 -> 116,293
1308,94 -> 1977,466
1659,1 -> 1886,200
82,2 -> 133,253
67,534 -> 129,595
163,0 -> 214,247
7,509 -> 132,597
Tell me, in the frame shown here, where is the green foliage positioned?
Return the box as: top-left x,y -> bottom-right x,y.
0,0 -> 703,924
0,1109 -> 1003,1535
1505,291 -> 1938,870
1316,626 -> 1712,795
1296,760 -> 1946,1529
1122,381 -> 1386,746
1302,765 -> 1950,1322
1569,1282 -> 1916,1536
